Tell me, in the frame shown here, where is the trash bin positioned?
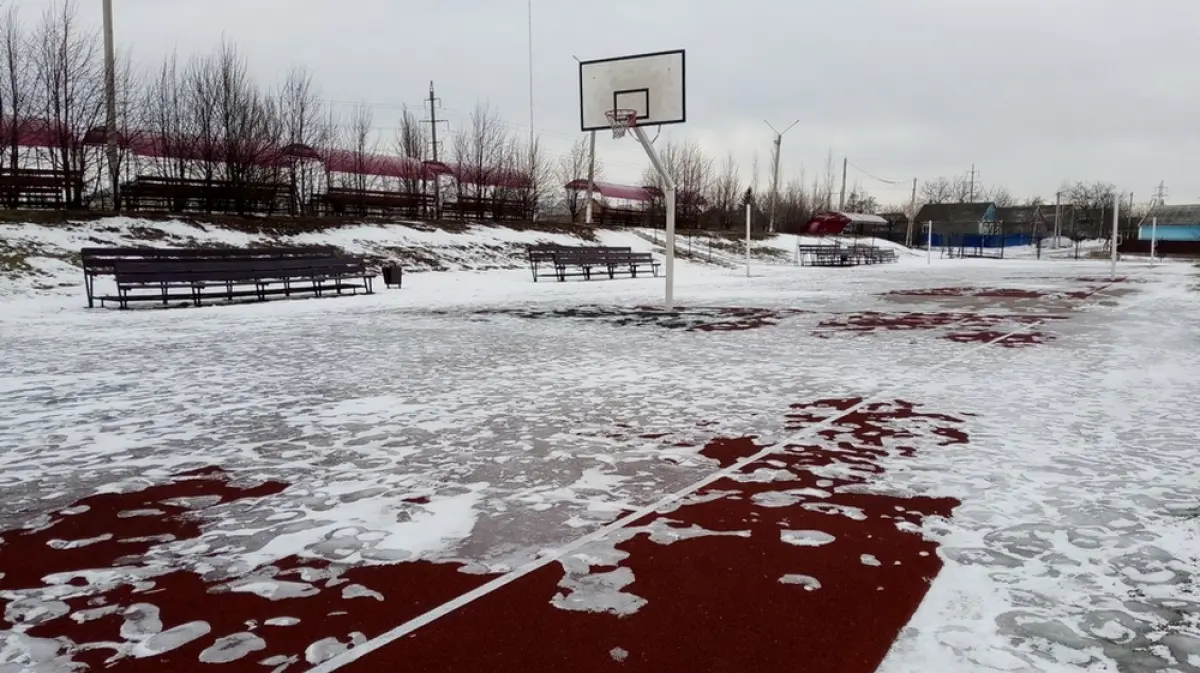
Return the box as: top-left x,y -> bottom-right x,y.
382,265 -> 402,289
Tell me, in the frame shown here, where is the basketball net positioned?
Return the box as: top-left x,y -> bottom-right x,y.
605,109 -> 638,139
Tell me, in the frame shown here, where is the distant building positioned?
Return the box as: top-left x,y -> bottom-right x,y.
913,202 -> 999,235
874,212 -> 911,241
996,205 -> 1048,237
1138,204 -> 1200,241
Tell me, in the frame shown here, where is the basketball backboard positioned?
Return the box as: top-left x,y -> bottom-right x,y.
578,49 -> 686,132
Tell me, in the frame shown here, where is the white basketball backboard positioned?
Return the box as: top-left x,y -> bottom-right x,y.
579,49 -> 686,132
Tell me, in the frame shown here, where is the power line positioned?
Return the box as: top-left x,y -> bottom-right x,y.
845,159 -> 904,186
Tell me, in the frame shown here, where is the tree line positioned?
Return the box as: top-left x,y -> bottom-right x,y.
0,0 -> 560,214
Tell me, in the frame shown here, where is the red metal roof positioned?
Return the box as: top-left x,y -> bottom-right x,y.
0,118 -> 72,147
448,164 -> 532,189
804,211 -> 889,235
564,180 -> 661,202
318,149 -> 440,180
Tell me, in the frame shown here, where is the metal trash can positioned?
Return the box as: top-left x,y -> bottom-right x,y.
382,265 -> 403,289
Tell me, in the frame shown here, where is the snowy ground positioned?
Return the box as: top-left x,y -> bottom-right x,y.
1,219 -> 1198,671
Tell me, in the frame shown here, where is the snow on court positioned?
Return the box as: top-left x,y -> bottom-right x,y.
0,220 -> 1198,671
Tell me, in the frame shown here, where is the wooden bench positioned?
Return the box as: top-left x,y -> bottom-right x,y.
0,168 -> 83,209
446,196 -> 519,221
527,244 -> 660,282
80,246 -> 352,308
107,256 -> 373,309
316,188 -> 430,217
124,176 -> 290,214
797,243 -> 843,266
597,207 -> 645,227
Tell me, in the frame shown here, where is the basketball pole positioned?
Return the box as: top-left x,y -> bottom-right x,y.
584,130 -> 596,224
1150,216 -> 1158,266
926,220 -> 933,265
1110,194 -> 1119,279
745,199 -> 752,278
632,125 -> 676,310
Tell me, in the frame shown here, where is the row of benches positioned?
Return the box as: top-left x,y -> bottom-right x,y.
77,239 -> 901,310
81,247 -> 377,309
0,168 -> 84,208
798,244 -> 898,267
527,245 -> 661,282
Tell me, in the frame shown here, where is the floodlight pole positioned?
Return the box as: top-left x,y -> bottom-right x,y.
764,119 -> 799,234
102,0 -> 119,210
633,125 -> 677,310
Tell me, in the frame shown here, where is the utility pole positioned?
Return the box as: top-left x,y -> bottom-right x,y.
583,131 -> 596,224
764,119 -> 799,234
906,178 -> 917,247
526,0 -> 536,220
968,164 -> 976,202
425,82 -> 444,218
102,0 -> 119,211
838,156 -> 848,210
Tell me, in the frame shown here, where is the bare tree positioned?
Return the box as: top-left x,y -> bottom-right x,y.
1,1 -> 31,177
451,101 -> 507,204
920,176 -> 953,204
986,185 -> 1014,207
819,149 -> 836,209
708,152 -> 741,229
776,176 -> 816,234
184,50 -> 220,186
394,103 -> 427,195
640,137 -> 713,227
556,136 -> 601,222
507,135 -> 553,219
951,173 -> 979,202
844,182 -> 879,214
279,65 -> 324,212
213,40 -> 282,198
1066,180 -> 1116,239
32,0 -> 104,206
345,102 -> 375,192
140,51 -> 191,184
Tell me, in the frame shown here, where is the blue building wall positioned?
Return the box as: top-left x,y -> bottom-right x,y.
1138,224 -> 1200,241
930,233 -> 1036,248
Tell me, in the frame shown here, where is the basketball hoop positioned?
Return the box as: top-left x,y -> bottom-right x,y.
605,108 -> 638,139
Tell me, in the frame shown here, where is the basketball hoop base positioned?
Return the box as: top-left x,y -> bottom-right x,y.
605,108 -> 638,139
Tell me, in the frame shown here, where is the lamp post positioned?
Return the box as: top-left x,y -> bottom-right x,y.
102,0 -> 119,210
764,119 -> 799,234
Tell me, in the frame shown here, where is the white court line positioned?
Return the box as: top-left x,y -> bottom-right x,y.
308,275 -> 1144,672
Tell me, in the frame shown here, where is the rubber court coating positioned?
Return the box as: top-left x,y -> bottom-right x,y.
333,399 -> 963,673
0,399 -> 965,672
0,469 -> 499,671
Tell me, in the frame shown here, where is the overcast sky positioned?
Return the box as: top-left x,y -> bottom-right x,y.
40,0 -> 1200,206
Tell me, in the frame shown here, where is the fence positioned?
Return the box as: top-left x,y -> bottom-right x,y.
1118,239 -> 1200,257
